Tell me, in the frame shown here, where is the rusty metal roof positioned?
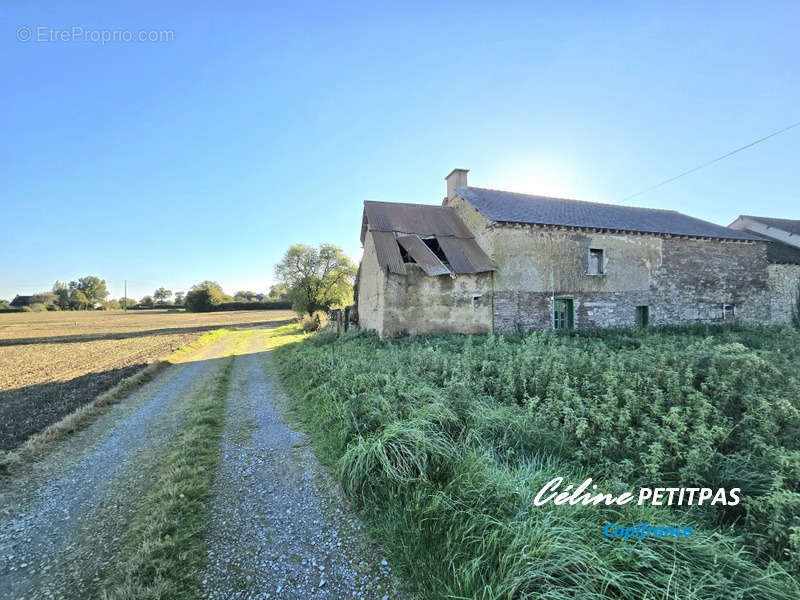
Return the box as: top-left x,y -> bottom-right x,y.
436,236 -> 496,274
397,235 -> 452,276
370,231 -> 406,275
362,200 -> 495,276
361,201 -> 473,243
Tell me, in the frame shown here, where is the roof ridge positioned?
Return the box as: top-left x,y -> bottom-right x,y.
364,200 -> 452,209
458,186 -> 680,214
741,214 -> 800,222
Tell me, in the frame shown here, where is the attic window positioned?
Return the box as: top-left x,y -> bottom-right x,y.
588,248 -> 605,275
397,238 -> 446,264
421,237 -> 449,265
399,243 -> 415,263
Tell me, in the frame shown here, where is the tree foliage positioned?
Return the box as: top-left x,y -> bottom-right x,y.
184,281 -> 228,312
69,289 -> 90,310
52,281 -> 71,310
59,276 -> 109,309
234,290 -> 259,302
153,287 -> 172,304
139,295 -> 154,308
268,283 -> 288,300
274,243 -> 356,316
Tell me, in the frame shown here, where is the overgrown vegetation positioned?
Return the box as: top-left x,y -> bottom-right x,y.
275,324 -> 800,599
300,310 -> 330,332
100,344 -> 234,600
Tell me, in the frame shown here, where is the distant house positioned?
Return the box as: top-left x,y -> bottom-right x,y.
729,215 -> 800,323
10,295 -> 33,308
357,168 -> 795,337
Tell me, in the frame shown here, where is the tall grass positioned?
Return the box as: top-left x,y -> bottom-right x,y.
275,324 -> 800,599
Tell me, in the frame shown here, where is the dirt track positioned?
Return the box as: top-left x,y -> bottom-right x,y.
0,328 -> 400,599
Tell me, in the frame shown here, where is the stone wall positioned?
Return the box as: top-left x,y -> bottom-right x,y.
453,199 -> 771,332
768,263 -> 800,324
649,238 -> 768,324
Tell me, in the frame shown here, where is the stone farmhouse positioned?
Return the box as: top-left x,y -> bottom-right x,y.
356,169 -> 800,337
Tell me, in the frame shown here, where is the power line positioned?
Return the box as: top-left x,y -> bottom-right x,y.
619,119 -> 800,203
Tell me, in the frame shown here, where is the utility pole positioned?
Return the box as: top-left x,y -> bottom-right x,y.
124,280 -> 127,313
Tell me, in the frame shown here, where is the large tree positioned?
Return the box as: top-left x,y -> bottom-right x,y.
69,289 -> 90,310
68,276 -> 109,308
153,287 -> 173,304
274,243 -> 356,316
184,281 -> 227,312
52,281 -> 70,310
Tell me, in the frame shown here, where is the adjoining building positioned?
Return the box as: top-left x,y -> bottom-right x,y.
729,215 -> 800,324
357,169 -> 799,337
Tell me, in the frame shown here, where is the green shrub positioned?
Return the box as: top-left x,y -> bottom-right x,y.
300,310 -> 329,332
275,325 -> 800,598
215,301 -> 292,311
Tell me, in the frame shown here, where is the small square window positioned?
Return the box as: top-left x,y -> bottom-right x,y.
588,248 -> 605,275
722,304 -> 735,320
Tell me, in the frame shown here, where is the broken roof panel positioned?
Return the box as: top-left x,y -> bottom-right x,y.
436,236 -> 495,274
396,234 -> 452,276
456,187 -> 760,241
370,231 -> 406,275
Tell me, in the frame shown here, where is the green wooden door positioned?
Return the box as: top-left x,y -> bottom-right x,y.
554,298 -> 574,330
636,305 -> 649,327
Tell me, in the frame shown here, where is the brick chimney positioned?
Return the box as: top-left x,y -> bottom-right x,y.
444,168 -> 469,205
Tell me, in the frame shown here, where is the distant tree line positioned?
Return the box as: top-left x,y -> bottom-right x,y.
1,248 -> 355,316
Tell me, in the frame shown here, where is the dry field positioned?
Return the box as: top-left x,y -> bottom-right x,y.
0,309 -> 295,451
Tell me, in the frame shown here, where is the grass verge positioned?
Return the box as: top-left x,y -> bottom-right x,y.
0,329 -> 232,477
99,345 -> 235,600
273,326 -> 800,600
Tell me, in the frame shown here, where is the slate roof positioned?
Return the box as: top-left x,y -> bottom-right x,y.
456,187 -> 760,241
10,295 -> 32,307
740,215 -> 800,237
361,201 -> 495,275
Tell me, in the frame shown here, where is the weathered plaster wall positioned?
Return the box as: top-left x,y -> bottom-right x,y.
768,263 -> 800,324
357,231 -> 387,336
381,265 -> 492,337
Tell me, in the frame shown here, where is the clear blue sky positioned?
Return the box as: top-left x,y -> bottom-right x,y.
2,2 -> 798,301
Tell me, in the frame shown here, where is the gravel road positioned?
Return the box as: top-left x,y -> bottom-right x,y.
0,329 -> 403,600
202,330 -> 401,599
